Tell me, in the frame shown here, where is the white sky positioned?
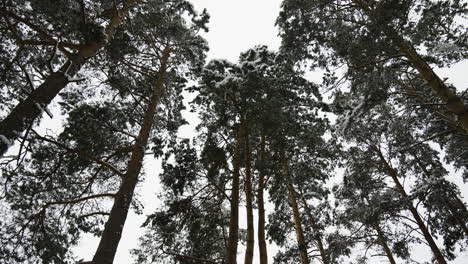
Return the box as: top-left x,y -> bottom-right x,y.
193,0 -> 282,62
72,1 -> 468,263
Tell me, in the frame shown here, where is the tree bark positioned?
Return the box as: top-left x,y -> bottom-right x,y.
243,126 -> 254,264
226,123 -> 244,264
375,148 -> 447,264
352,0 -> 468,134
91,47 -> 170,264
257,135 -> 268,264
373,223 -> 397,264
0,0 -> 137,157
283,159 -> 310,264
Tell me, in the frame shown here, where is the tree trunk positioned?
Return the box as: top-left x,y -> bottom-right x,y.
0,0 -> 137,157
226,123 -> 244,264
352,0 -> 468,134
299,196 -> 328,264
373,223 -> 397,264
375,148 -> 447,264
91,47 -> 170,264
243,126 -> 254,264
257,135 -> 268,264
411,152 -> 468,237
283,159 -> 310,264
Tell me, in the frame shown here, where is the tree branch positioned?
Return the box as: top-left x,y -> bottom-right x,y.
43,193 -> 116,208
20,39 -> 81,50
78,211 -> 111,218
31,130 -> 125,178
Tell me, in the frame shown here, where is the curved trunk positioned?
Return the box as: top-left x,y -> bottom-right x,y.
283,160 -> 310,264
257,135 -> 268,264
92,47 -> 170,264
0,0 -> 137,156
352,0 -> 468,134
376,148 -> 447,264
226,123 -> 244,264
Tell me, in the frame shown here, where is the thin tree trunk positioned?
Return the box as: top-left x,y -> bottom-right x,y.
352,0 -> 468,134
91,47 -> 170,264
362,195 -> 397,264
411,152 -> 468,237
375,148 -> 447,264
243,126 -> 254,264
299,196 -> 328,264
283,159 -> 310,264
0,0 -> 137,156
257,134 -> 268,264
226,123 -> 244,264
373,223 -> 397,264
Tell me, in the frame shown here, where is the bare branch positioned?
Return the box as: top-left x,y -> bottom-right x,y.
78,211 -> 111,218
20,39 -> 81,50
398,130 -> 454,152
42,193 -> 116,211
31,130 -> 125,178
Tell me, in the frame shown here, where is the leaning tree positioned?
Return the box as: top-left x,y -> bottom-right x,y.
0,1 -> 209,263
276,0 -> 468,179
0,0 -> 144,156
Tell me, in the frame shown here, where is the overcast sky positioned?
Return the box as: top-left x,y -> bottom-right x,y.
73,1 -> 468,263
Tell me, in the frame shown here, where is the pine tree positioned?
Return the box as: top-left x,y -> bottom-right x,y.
0,1 -> 208,263
335,148 -> 412,263
277,0 -> 468,141
193,45 -> 329,263
0,0 -> 141,156
337,100 -> 468,262
91,2 -> 208,262
0,102 -> 134,263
